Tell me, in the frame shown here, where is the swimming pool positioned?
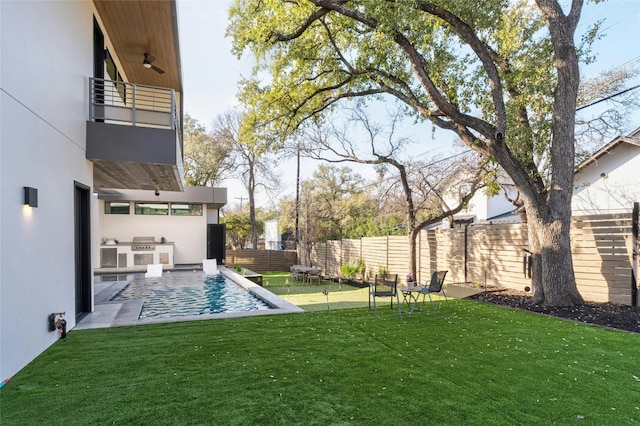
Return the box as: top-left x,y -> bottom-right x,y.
112,271 -> 273,319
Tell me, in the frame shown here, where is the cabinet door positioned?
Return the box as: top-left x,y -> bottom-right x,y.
100,248 -> 117,268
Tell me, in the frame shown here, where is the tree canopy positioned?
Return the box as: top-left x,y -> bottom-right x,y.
183,114 -> 234,187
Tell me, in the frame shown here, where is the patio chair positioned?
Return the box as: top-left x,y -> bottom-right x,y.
307,269 -> 321,284
419,271 -> 449,311
145,263 -> 163,278
203,259 -> 220,276
369,274 -> 398,317
290,266 -> 303,282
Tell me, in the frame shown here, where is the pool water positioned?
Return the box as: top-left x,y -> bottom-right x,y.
112,271 -> 273,319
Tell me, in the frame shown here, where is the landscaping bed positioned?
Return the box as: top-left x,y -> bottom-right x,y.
469,286 -> 640,333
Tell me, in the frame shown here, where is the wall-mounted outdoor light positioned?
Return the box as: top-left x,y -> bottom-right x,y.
24,187 -> 38,207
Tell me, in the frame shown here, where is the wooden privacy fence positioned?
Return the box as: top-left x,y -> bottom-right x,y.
307,209 -> 639,306
226,249 -> 297,272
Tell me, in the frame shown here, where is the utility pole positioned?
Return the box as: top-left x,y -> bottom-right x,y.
235,196 -> 247,210
295,143 -> 300,250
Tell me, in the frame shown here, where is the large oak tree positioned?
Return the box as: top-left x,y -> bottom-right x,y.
229,0 -> 594,306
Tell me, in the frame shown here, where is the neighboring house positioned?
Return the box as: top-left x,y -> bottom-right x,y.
443,126 -> 640,226
264,219 -> 282,250
573,127 -> 640,214
1,1 -> 226,379
442,181 -> 517,228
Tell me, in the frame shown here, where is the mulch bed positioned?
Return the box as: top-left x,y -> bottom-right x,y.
468,287 -> 640,334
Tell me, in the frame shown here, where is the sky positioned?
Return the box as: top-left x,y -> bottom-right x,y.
176,0 -> 640,210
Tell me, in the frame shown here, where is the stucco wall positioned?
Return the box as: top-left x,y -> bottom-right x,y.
444,186 -> 515,222
99,201 -> 210,264
1,1 -> 96,378
573,143 -> 640,213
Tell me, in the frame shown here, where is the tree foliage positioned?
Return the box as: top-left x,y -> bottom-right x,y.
278,164 -> 396,263
222,208 -> 267,249
183,114 -> 234,187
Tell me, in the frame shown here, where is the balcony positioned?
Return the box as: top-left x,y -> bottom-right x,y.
86,78 -> 184,192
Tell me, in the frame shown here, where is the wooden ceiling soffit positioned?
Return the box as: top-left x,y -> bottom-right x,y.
93,0 -> 182,92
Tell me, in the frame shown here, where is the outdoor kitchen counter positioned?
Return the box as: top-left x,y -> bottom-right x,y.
102,241 -> 175,246
100,241 -> 174,268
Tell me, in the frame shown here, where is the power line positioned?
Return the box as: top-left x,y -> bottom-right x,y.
576,83 -> 640,111
598,7 -> 640,33
235,196 -> 247,209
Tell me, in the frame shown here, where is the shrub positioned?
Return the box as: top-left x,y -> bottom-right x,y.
378,266 -> 389,277
341,259 -> 366,280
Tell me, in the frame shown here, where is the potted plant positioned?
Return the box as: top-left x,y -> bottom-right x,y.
406,273 -> 415,288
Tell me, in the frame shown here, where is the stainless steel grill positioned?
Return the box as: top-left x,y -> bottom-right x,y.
131,236 -> 156,251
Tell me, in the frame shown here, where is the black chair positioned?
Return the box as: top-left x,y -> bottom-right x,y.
419,271 -> 449,311
369,274 -> 398,317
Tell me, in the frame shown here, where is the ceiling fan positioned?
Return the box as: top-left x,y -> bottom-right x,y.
143,53 -> 165,74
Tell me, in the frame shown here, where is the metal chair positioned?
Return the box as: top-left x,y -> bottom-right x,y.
419,271 -> 449,311
369,274 -> 398,317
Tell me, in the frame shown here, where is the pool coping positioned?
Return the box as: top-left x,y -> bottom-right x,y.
75,267 -> 303,330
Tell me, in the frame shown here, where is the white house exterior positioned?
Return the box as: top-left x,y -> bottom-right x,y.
573,128 -> 640,214
460,187 -> 515,222
264,219 -> 282,250
0,0 -> 223,380
442,126 -> 640,226
442,182 -> 516,227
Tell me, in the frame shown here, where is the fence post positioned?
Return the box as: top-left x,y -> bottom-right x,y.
632,202 -> 638,307
386,234 -> 389,272
464,225 -> 469,283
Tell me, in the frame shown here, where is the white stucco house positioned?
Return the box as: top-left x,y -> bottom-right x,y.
440,126 -> 640,227
441,179 -> 517,227
573,127 -> 640,214
0,0 -> 226,380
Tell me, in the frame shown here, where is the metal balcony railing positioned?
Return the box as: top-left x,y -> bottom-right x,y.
89,78 -> 178,130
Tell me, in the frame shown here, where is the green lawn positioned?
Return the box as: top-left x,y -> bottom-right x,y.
2,284 -> 639,425
261,271 -> 371,311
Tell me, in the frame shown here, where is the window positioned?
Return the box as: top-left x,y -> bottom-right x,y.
105,202 -> 130,214
171,203 -> 203,216
105,49 -> 126,103
135,203 -> 169,215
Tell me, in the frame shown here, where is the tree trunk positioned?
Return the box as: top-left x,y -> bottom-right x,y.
525,201 -> 583,306
409,227 -> 419,280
